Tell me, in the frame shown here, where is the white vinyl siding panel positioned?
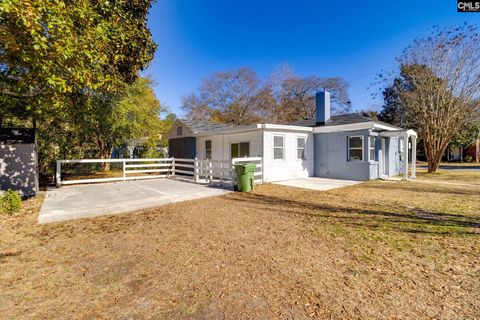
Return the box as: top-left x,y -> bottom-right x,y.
168,121 -> 193,139
196,130 -> 263,161
263,130 -> 314,182
196,128 -> 313,182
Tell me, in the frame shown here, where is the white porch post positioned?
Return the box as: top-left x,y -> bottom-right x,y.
410,135 -> 417,179
402,135 -> 409,180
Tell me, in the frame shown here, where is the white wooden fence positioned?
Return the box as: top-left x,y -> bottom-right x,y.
56,157 -> 263,187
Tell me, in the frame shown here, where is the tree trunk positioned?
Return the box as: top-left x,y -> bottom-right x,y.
476,133 -> 480,163
424,137 -> 448,173
97,140 -> 112,171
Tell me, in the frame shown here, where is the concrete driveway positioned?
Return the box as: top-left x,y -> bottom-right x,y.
274,177 -> 362,191
39,178 -> 230,224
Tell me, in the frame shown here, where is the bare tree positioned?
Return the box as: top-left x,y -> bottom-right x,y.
182,64 -> 351,125
394,24 -> 480,173
182,68 -> 263,125
266,64 -> 351,123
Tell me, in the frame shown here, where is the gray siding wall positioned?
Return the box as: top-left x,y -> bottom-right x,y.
314,129 -> 376,181
0,143 -> 39,196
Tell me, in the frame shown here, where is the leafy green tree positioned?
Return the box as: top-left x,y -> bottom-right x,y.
449,117 -> 480,162
77,77 -> 166,169
1,0 -> 157,181
0,0 -> 156,123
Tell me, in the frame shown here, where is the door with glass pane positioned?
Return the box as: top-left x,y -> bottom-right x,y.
230,142 -> 250,158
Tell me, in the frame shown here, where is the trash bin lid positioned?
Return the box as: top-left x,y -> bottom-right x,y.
243,163 -> 257,172
234,164 -> 247,173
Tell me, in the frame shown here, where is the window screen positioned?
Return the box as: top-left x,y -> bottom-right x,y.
297,137 -> 306,159
348,136 -> 363,161
369,136 -> 376,161
205,140 -> 212,159
274,135 -> 284,160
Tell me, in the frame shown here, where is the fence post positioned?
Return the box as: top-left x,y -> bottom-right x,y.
122,159 -> 126,181
261,156 -> 265,183
208,161 -> 212,183
56,160 -> 61,187
220,161 -> 223,184
171,158 -> 175,177
194,157 -> 198,182
231,158 -> 236,186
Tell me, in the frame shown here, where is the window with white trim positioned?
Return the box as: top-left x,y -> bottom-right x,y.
369,136 -> 377,161
297,137 -> 306,160
348,136 -> 363,161
176,126 -> 183,136
205,140 -> 212,159
231,142 -> 249,158
273,135 -> 284,160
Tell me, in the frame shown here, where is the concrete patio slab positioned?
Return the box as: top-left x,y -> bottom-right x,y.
39,178 -> 230,224
273,177 -> 362,191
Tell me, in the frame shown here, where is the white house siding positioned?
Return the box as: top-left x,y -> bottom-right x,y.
262,129 -> 314,182
168,121 -> 193,140
195,128 -> 313,182
195,129 -> 263,161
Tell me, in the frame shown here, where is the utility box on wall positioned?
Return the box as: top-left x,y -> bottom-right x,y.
0,128 -> 39,197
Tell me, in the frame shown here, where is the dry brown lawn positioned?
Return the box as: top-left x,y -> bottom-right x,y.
1,169 -> 479,319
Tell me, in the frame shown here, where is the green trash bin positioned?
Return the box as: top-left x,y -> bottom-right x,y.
234,163 -> 257,192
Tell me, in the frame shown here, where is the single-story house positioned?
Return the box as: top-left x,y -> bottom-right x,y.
168,91 -> 417,182
0,128 -> 39,196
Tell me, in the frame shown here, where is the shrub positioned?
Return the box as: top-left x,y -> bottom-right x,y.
0,190 -> 22,214
464,155 -> 473,163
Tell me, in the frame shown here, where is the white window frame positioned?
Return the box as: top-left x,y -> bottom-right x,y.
176,126 -> 183,136
205,140 -> 212,160
230,141 -> 250,159
296,136 -> 307,160
273,135 -> 285,160
348,135 -> 364,162
369,136 -> 377,162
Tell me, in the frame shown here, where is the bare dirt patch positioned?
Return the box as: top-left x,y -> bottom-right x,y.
1,171 -> 479,319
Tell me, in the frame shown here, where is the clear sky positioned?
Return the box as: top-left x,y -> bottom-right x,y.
144,0 -> 478,117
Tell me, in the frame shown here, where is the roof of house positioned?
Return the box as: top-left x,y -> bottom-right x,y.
172,113 -> 403,137
0,128 -> 36,144
289,113 -> 402,130
178,119 -> 258,134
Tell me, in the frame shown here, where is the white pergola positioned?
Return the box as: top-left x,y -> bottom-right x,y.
379,129 -> 417,180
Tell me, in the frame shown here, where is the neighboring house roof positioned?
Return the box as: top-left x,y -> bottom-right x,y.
0,128 -> 35,144
289,113 -> 402,129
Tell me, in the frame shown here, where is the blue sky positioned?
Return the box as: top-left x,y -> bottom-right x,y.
145,0 -> 478,117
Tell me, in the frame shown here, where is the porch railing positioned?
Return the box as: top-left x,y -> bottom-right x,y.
56,157 -> 263,187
